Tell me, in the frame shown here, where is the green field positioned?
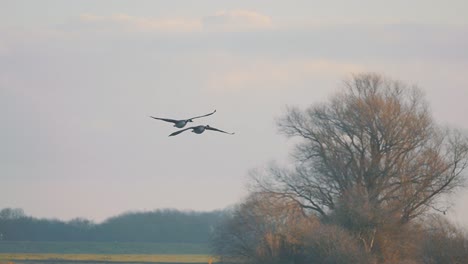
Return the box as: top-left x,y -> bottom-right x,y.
0,242 -> 210,254
0,242 -> 218,263
0,253 -> 216,263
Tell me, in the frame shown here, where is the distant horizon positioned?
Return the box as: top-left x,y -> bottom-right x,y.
0,206 -> 230,223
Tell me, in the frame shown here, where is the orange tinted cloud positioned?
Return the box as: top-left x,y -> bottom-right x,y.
78,10 -> 272,33
203,9 -> 273,31
79,13 -> 202,32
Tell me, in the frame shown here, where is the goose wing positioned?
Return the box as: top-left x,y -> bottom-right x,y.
188,110 -> 216,120
150,116 -> 179,124
169,126 -> 195,137
206,126 -> 235,135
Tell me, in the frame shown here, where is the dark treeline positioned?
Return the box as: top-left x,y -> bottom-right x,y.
0,208 -> 224,243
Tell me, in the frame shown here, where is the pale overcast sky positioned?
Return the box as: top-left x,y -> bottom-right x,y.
1,0 -> 468,224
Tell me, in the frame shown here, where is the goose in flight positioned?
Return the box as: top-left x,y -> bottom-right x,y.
169,125 -> 235,137
150,110 -> 216,128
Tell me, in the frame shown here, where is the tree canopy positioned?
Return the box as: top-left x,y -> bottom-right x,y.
258,73 -> 468,223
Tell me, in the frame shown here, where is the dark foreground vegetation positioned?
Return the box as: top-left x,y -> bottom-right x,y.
211,73 -> 468,264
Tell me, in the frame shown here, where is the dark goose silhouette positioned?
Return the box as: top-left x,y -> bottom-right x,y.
150,110 -> 216,128
169,125 -> 235,137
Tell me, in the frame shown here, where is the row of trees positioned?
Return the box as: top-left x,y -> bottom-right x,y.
211,73 -> 468,263
0,208 -> 224,243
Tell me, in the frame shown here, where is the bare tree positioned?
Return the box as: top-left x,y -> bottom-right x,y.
255,73 -> 468,254
211,193 -> 316,264
212,192 -> 375,264
421,214 -> 468,264
303,223 -> 373,264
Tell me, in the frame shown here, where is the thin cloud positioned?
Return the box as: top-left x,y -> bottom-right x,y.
202,9 -> 273,31
79,13 -> 105,22
79,13 -> 202,33
77,10 -> 272,33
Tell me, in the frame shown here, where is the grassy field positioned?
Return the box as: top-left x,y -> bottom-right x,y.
0,242 -> 217,263
0,242 -> 210,254
0,253 -> 216,263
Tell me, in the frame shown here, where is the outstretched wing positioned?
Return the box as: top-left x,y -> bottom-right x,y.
188,110 -> 216,120
169,127 -> 195,137
150,116 -> 179,124
206,126 -> 235,135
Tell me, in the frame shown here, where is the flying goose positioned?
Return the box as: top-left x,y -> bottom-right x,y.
150,110 -> 216,128
169,125 -> 235,137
